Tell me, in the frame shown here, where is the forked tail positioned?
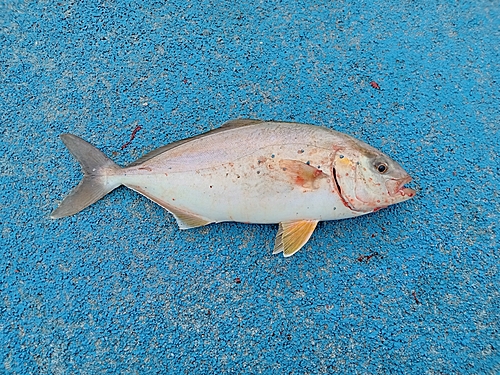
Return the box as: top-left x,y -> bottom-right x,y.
51,134 -> 122,219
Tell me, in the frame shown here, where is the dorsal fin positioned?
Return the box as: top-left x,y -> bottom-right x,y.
127,119 -> 264,167
220,118 -> 263,128
127,137 -> 197,167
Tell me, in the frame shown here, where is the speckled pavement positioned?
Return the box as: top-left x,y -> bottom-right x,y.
1,1 -> 499,373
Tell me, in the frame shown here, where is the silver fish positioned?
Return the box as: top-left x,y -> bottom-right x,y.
51,119 -> 415,256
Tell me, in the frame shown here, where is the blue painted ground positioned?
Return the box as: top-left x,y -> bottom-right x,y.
1,0 -> 499,374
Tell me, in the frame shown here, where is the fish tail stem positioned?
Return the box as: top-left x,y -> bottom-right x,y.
50,134 -> 122,219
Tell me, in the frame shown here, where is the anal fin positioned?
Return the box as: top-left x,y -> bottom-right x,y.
273,220 -> 319,257
127,185 -> 213,229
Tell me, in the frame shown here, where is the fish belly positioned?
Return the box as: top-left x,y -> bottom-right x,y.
119,148 -> 360,224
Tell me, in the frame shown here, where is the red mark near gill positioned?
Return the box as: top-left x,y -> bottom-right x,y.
295,176 -> 305,186
121,125 -> 143,150
370,81 -> 380,90
313,170 -> 323,178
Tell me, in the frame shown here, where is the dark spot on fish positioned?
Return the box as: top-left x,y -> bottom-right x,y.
237,175 -> 240,178
257,156 -> 267,165
210,185 -> 213,188
257,171 -> 260,174
298,149 -> 304,154
282,168 -> 287,171
339,155 -> 344,159
271,154 -> 275,158
306,161 -> 310,165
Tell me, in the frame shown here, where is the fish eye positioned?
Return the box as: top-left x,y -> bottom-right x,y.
376,162 -> 388,174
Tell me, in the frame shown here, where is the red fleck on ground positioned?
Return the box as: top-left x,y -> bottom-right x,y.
121,125 -> 142,150
357,252 -> 379,262
370,81 -> 380,90
412,291 -> 421,304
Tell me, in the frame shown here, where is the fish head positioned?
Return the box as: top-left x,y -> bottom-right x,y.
331,144 -> 415,213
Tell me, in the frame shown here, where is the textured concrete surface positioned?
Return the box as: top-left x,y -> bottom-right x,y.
1,0 -> 499,374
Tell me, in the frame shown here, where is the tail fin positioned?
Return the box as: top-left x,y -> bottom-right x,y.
51,134 -> 122,219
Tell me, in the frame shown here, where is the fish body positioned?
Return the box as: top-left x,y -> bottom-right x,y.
51,119 -> 415,256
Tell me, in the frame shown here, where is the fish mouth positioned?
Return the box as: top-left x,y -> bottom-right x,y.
386,175 -> 416,198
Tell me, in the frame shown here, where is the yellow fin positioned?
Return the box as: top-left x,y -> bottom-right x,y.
278,159 -> 326,190
165,204 -> 213,229
273,220 -> 319,257
126,185 -> 213,229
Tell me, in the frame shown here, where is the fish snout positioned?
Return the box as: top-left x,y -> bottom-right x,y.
385,175 -> 416,199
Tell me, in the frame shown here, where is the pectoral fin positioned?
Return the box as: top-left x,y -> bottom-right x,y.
278,159 -> 326,190
273,220 -> 319,257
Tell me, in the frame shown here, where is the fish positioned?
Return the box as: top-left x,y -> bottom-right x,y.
51,119 -> 416,257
